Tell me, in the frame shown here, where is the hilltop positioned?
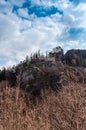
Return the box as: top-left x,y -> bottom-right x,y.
0,46 -> 86,97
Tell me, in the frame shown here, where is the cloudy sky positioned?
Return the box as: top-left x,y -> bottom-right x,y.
0,0 -> 86,68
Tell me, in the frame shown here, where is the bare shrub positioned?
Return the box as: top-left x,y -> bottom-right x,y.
0,82 -> 86,130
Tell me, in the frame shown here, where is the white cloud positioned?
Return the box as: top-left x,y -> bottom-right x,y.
0,1 -> 64,61
63,2 -> 86,28
5,60 -> 17,68
0,0 -> 86,67
18,8 -> 29,18
31,0 -> 70,9
0,0 -> 12,14
8,0 -> 24,7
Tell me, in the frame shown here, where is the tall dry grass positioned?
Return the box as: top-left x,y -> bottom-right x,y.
0,82 -> 86,130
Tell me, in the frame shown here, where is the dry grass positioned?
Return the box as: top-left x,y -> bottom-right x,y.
0,82 -> 86,130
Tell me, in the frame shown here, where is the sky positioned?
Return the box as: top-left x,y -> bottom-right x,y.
0,0 -> 86,68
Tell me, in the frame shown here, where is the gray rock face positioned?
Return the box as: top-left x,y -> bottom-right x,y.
19,63 -> 68,95
21,71 -> 34,83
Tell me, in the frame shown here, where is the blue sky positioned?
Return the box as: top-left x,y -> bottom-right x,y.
0,0 -> 86,68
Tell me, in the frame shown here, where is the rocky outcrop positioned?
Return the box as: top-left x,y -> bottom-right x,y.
0,60 -> 85,98
19,62 -> 64,94
65,49 -> 86,67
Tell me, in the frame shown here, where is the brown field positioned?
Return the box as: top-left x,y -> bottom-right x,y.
0,82 -> 86,130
